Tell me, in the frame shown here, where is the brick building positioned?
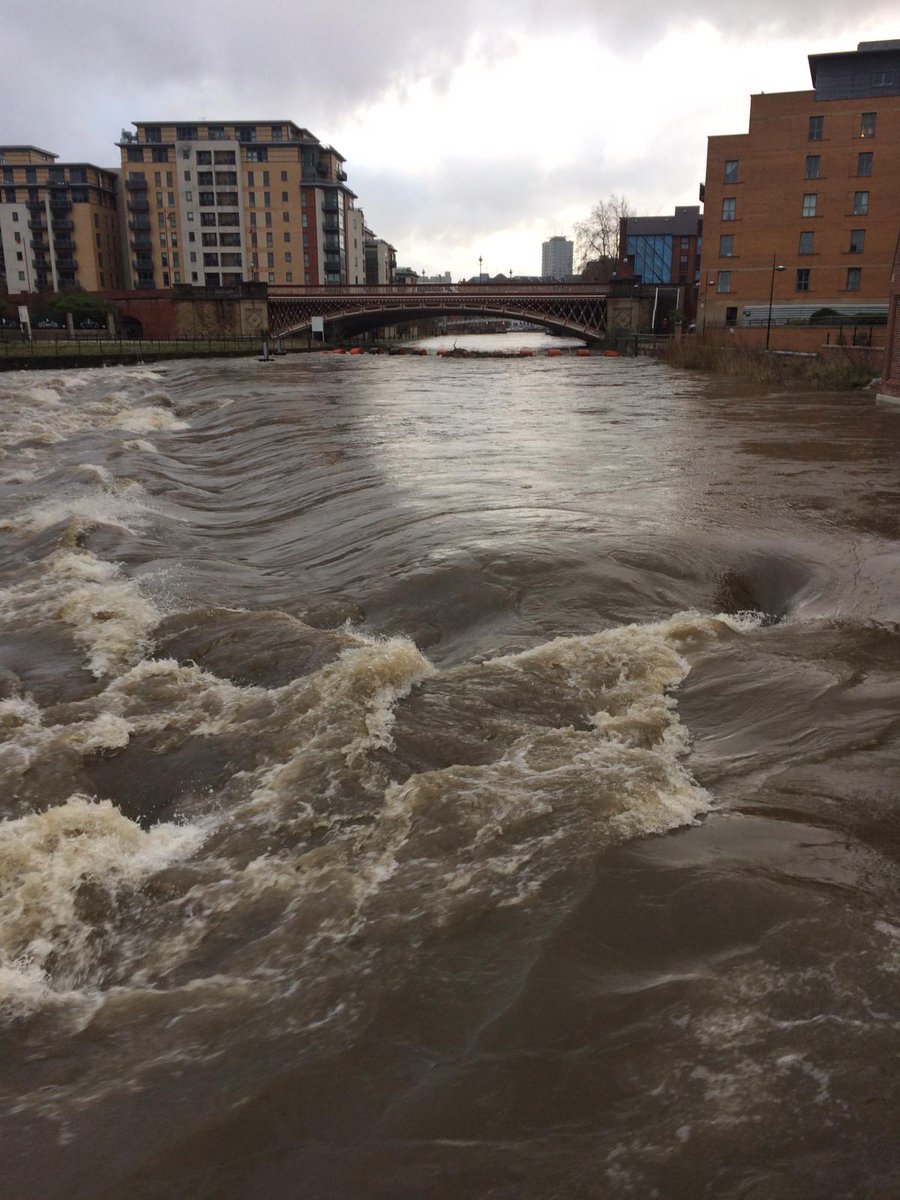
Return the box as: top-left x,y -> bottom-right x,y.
0,145 -> 123,295
700,40 -> 900,330
618,205 -> 702,323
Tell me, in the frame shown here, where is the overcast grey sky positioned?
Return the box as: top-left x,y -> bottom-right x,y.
4,2 -> 898,275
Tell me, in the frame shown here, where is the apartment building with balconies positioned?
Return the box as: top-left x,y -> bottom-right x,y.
0,145 -> 123,295
117,120 -> 360,289
699,40 -> 900,329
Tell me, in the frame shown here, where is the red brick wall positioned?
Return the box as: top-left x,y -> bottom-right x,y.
701,88 -> 900,327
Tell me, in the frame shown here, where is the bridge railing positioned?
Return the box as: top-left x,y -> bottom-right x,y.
268,282 -> 609,298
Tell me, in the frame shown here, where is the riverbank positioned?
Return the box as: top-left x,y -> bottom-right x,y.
661,337 -> 880,389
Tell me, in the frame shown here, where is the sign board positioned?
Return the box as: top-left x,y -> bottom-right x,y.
311,316 -> 325,340
18,305 -> 30,333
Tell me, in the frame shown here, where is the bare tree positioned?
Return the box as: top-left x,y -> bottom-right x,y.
574,193 -> 635,275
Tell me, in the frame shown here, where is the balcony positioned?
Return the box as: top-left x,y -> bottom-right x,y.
322,216 -> 341,233
56,256 -> 78,271
337,169 -> 347,182
129,217 -> 152,231
126,177 -> 148,190
135,277 -> 157,289
51,219 -> 74,232
28,218 -> 48,232
128,196 -> 150,211
29,237 -> 48,250
49,196 -> 72,211
54,237 -> 75,251
130,235 -> 152,250
26,198 -> 45,212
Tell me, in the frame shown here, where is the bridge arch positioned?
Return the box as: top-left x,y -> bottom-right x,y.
267,284 -> 609,345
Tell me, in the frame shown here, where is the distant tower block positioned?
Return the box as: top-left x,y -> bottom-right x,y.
542,236 -> 574,280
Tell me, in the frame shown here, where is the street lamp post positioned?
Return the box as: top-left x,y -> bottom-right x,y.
765,255 -> 787,351
478,255 -> 483,281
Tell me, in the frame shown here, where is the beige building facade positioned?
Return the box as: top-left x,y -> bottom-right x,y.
0,145 -> 122,295
117,120 -> 365,289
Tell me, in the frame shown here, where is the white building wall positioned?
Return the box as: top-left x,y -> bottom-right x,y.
0,203 -> 34,293
542,236 -> 573,280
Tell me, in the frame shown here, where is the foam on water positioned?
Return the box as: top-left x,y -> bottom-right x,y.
0,366 -> 179,462
0,610 -> 747,1021
0,797 -> 206,1015
0,550 -> 161,677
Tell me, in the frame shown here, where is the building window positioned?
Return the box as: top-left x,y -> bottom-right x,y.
187,211 -> 194,221
213,151 -> 236,165
268,271 -> 275,283
152,148 -> 170,163
723,159 -> 738,183
798,230 -> 814,255
716,271 -> 731,293
873,70 -> 895,88
856,152 -> 873,177
286,271 -> 292,282
802,193 -> 817,217
271,126 -> 283,141
283,232 -> 291,243
719,234 -> 734,257
795,268 -> 810,292
281,170 -> 288,182
804,155 -> 820,179
282,212 -> 290,222
808,115 -> 823,141
144,126 -> 162,143
846,267 -> 861,291
185,190 -> 192,202
176,126 -> 198,141
263,191 -> 271,207
849,229 -> 865,254
127,147 -> 143,162
853,191 -> 869,215
721,198 -> 735,221
196,151 -> 212,165
246,148 -> 268,162
285,252 -> 292,262
859,112 -> 876,138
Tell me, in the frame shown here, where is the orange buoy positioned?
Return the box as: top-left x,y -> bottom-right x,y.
547,348 -> 561,356
349,346 -> 364,355
603,350 -> 620,357
576,348 -> 591,356
518,348 -> 533,356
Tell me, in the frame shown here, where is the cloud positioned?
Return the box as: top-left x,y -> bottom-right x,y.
4,1 -> 898,273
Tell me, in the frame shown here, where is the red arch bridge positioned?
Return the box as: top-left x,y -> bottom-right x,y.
266,282 -> 610,344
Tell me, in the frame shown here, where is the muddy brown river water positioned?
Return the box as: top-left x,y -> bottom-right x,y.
1,340 -> 898,1198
